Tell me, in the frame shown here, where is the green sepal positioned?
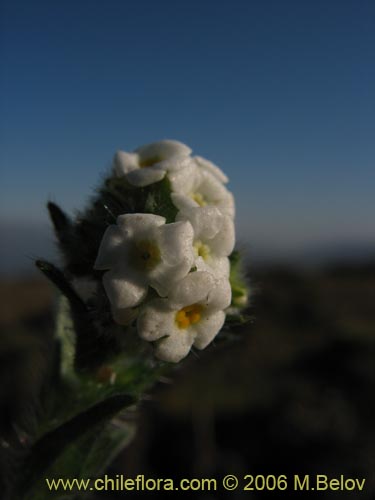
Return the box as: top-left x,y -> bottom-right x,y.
229,251 -> 249,309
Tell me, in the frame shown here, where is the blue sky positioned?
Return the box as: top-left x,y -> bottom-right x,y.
1,0 -> 374,272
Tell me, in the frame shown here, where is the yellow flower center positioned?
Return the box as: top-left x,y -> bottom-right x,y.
139,155 -> 164,168
133,240 -> 161,270
175,304 -> 203,329
194,240 -> 210,260
191,192 -> 207,206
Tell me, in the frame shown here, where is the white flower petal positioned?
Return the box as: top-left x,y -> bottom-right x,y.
135,139 -> 192,160
207,256 -> 231,278
150,263 -> 191,297
207,277 -> 232,311
193,171 -> 235,218
116,213 -> 165,238
195,156 -> 229,183
94,225 -> 124,270
144,220 -> 194,296
126,167 -> 166,187
103,270 -> 147,309
113,150 -> 139,176
217,190 -> 235,218
149,265 -> 187,297
168,161 -> 200,193
199,172 -> 230,203
195,255 -> 230,279
169,271 -> 216,309
199,170 -> 226,197
154,329 -> 196,363
137,298 -> 175,341
171,167 -> 235,218
176,206 -> 222,240
193,310 -> 225,349
209,215 -> 235,256
157,221 -> 194,266
170,193 -> 198,212
160,155 -> 193,173
177,207 -> 234,273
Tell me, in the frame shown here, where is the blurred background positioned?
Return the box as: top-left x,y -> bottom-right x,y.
1,0 -> 374,498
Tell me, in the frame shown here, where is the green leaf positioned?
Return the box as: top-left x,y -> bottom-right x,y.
19,393 -> 136,498
27,421 -> 134,500
80,420 -> 134,477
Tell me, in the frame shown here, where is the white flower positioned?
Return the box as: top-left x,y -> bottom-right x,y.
176,206 -> 234,277
170,163 -> 235,218
137,271 -> 232,362
94,213 -> 194,312
113,140 -> 193,187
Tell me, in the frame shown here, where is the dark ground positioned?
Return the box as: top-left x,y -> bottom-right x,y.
0,261 -> 374,499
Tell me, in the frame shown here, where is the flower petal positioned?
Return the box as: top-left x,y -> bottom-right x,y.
169,271 -> 216,309
207,277 -> 232,311
126,167 -> 166,187
209,215 -> 235,256
157,221 -> 194,266
193,311 -> 225,349
149,221 -> 195,296
199,171 -> 230,203
169,161 -> 200,193
103,270 -> 147,309
154,329 -> 196,363
176,206 -> 222,240
193,171 -> 235,218
116,213 -> 165,238
170,193 -> 198,212
217,191 -> 235,218
160,155 -> 193,173
150,262 -> 191,297
94,225 -> 124,270
194,156 -> 229,183
113,150 -> 139,176
135,140 -> 192,160
137,298 -> 175,341
199,256 -> 231,278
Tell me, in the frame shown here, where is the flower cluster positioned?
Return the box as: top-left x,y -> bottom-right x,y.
28,139 -> 248,500
94,140 -> 241,363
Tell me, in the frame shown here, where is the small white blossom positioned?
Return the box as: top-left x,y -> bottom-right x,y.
94,214 -> 194,312
170,163 -> 235,218
176,206 -> 234,277
137,271 -> 232,362
113,140 -> 192,187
